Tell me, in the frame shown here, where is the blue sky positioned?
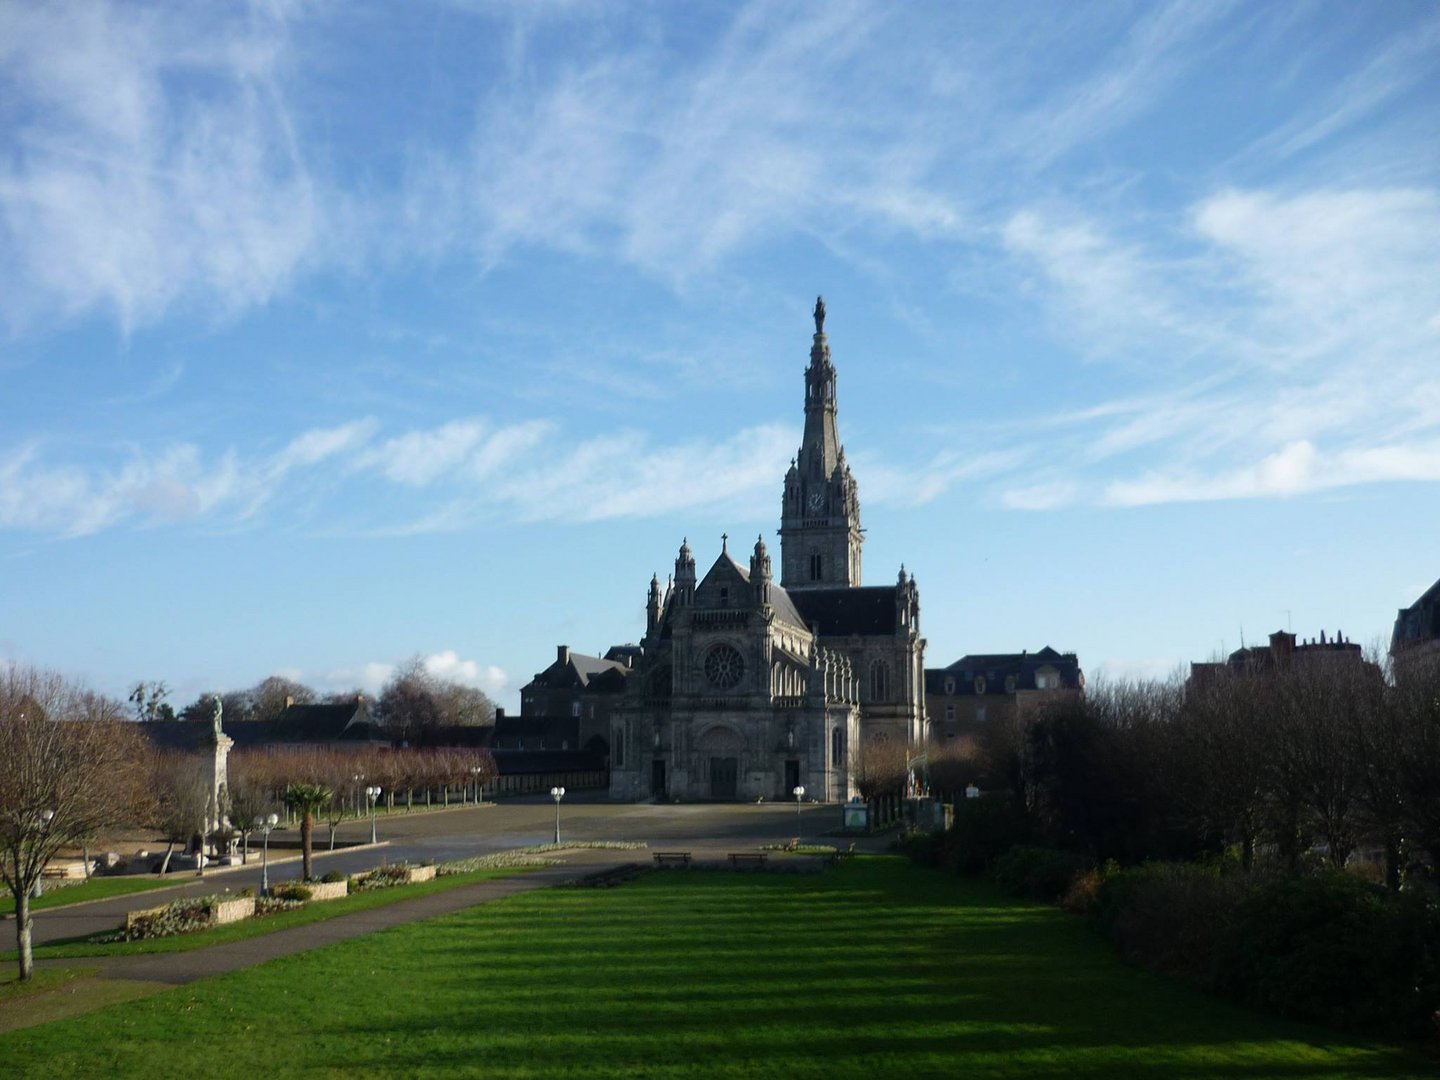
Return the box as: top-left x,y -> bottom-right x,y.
2,0 -> 1438,713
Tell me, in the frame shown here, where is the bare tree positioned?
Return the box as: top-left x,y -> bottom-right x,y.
850,735 -> 909,799
150,753 -> 211,876
1390,652 -> 1440,871
128,680 -> 173,723
227,752 -> 281,863
1269,661 -> 1375,869
1176,671 -> 1273,869
0,665 -> 147,981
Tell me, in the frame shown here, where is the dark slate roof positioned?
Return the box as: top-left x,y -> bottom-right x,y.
136,721 -> 225,752
524,649 -> 632,693
274,699 -> 380,742
926,647 -> 1083,695
766,583 -> 808,633
1393,576 -> 1440,650
604,644 -> 643,666
789,586 -> 900,637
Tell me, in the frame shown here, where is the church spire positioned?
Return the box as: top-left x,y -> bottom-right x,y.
779,296 -> 863,590
800,294 -> 840,479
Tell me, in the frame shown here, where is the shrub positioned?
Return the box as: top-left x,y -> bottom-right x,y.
255,896 -> 305,917
936,795 -> 1031,874
1091,862 -> 1254,990
992,846 -> 1092,902
1060,865 -> 1107,915
320,870 -> 345,884
273,884 -> 313,902
1221,872 -> 1440,1038
352,865 -> 411,891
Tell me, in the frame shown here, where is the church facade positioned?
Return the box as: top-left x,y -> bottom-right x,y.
607,299 -> 927,802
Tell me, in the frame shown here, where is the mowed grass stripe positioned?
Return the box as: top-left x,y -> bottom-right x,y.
0,859 -> 1428,1079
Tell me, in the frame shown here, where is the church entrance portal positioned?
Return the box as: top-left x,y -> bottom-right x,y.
784,759 -> 800,797
709,757 -> 738,799
698,725 -> 744,801
651,759 -> 667,798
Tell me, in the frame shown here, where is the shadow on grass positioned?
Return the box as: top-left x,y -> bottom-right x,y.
0,860 -> 1429,1079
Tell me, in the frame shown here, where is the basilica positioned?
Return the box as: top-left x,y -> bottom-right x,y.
604,299 -> 928,802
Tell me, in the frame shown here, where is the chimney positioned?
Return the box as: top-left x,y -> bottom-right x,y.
557,644 -> 571,667
284,695 -> 294,709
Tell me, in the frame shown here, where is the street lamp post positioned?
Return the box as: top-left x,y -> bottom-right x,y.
792,785 -> 805,840
366,786 -> 381,844
470,766 -> 485,805
259,813 -> 279,897
550,786 -> 566,845
352,774 -> 364,818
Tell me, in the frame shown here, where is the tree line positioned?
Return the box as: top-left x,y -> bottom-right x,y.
130,656 -> 497,742
957,652 -> 1440,887
1,661 -> 497,982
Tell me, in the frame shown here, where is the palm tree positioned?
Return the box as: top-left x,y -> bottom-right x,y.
284,782 -> 333,882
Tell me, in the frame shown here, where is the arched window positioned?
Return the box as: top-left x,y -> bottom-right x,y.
870,660 -> 890,702
831,726 -> 844,766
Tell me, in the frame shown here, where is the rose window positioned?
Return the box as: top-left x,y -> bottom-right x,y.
704,644 -> 745,690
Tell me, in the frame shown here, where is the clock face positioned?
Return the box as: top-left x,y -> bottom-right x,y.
807,491 -> 825,512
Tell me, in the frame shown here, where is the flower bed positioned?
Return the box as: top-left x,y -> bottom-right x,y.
118,893 -> 256,941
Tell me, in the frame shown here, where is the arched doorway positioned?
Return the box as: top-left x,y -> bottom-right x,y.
697,725 -> 744,800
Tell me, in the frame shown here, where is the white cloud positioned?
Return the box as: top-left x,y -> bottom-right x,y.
1105,438 -> 1440,507
0,1 -> 330,331
1002,482 -> 1079,512
999,184 -> 1440,509
318,652 -> 507,698
359,420 -> 490,486
0,420 -> 378,536
422,650 -> 508,697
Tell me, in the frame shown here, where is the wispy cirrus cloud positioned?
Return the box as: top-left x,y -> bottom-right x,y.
0,0 -> 332,332
0,420 -> 375,536
998,185 -> 1440,508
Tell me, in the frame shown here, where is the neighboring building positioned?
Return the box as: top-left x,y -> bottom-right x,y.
924,647 -> 1084,740
601,298 -> 927,803
1188,629 -> 1367,687
516,645 -> 635,753
268,695 -> 387,746
1392,577 -> 1440,671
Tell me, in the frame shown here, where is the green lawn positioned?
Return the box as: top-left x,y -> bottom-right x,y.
0,858 -> 1431,1079
0,875 -> 182,918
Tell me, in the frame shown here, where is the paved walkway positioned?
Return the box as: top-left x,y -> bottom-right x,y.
56,848 -> 637,987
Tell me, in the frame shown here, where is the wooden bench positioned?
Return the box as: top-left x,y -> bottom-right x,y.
728,852 -> 768,869
652,851 -> 692,868
819,851 -> 840,868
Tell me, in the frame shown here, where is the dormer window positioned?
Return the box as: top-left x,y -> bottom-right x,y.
944,677 -> 955,695
1004,675 -> 1016,694
973,676 -> 986,695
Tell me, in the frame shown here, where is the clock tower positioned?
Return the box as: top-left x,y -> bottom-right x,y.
780,297 -> 863,589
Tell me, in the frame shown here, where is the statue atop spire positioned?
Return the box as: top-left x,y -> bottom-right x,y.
814,295 -> 826,335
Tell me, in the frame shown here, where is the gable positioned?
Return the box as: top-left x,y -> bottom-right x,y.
694,551 -> 751,609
